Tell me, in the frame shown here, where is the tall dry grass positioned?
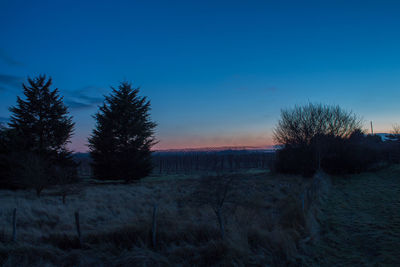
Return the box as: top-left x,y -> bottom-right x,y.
0,170 -> 328,266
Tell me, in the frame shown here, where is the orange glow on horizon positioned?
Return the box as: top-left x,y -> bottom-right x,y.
152,134 -> 274,151
68,122 -> 397,153
68,133 -> 274,152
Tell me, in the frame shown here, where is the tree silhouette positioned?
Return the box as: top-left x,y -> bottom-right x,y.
391,124 -> 400,135
88,82 -> 157,181
9,75 -> 74,157
273,103 -> 363,176
274,103 -> 362,147
6,75 -> 76,193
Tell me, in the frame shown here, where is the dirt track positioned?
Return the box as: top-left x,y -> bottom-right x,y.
306,166 -> 400,266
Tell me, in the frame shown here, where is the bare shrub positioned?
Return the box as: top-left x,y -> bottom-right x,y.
52,166 -> 82,204
274,103 -> 362,146
189,174 -> 247,240
391,124 -> 400,135
273,103 -> 371,176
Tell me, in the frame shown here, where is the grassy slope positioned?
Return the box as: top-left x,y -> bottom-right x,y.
306,166 -> 400,266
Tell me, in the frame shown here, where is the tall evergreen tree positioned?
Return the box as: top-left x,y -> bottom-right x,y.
9,75 -> 74,157
88,82 -> 157,181
6,75 -> 76,193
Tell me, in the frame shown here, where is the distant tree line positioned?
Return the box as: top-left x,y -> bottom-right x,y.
152,151 -> 275,174
0,75 -> 156,194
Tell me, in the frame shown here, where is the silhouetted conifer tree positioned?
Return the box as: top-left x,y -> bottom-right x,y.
88,82 -> 157,181
6,75 -> 76,193
9,75 -> 74,155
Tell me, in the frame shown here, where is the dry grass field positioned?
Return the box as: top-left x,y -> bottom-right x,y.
0,169 -> 326,266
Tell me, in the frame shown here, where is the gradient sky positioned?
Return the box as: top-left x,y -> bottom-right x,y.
1,0 -> 400,151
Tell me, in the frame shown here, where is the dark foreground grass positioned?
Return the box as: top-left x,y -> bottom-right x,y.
0,170 -> 325,266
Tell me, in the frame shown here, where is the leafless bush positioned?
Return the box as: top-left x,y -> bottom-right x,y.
391,124 -> 400,135
274,103 -> 363,146
190,174 -> 243,239
52,166 -> 82,204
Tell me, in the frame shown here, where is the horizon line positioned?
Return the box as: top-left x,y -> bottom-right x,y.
152,145 -> 275,152
73,145 -> 276,154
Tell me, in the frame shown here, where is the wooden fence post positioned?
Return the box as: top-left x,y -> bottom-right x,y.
74,211 -> 82,247
152,204 -> 158,248
12,208 -> 17,242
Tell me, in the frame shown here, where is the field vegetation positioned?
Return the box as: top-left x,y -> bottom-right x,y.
0,169 -> 327,266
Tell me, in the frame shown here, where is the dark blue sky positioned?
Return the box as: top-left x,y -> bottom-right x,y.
1,0 -> 400,151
